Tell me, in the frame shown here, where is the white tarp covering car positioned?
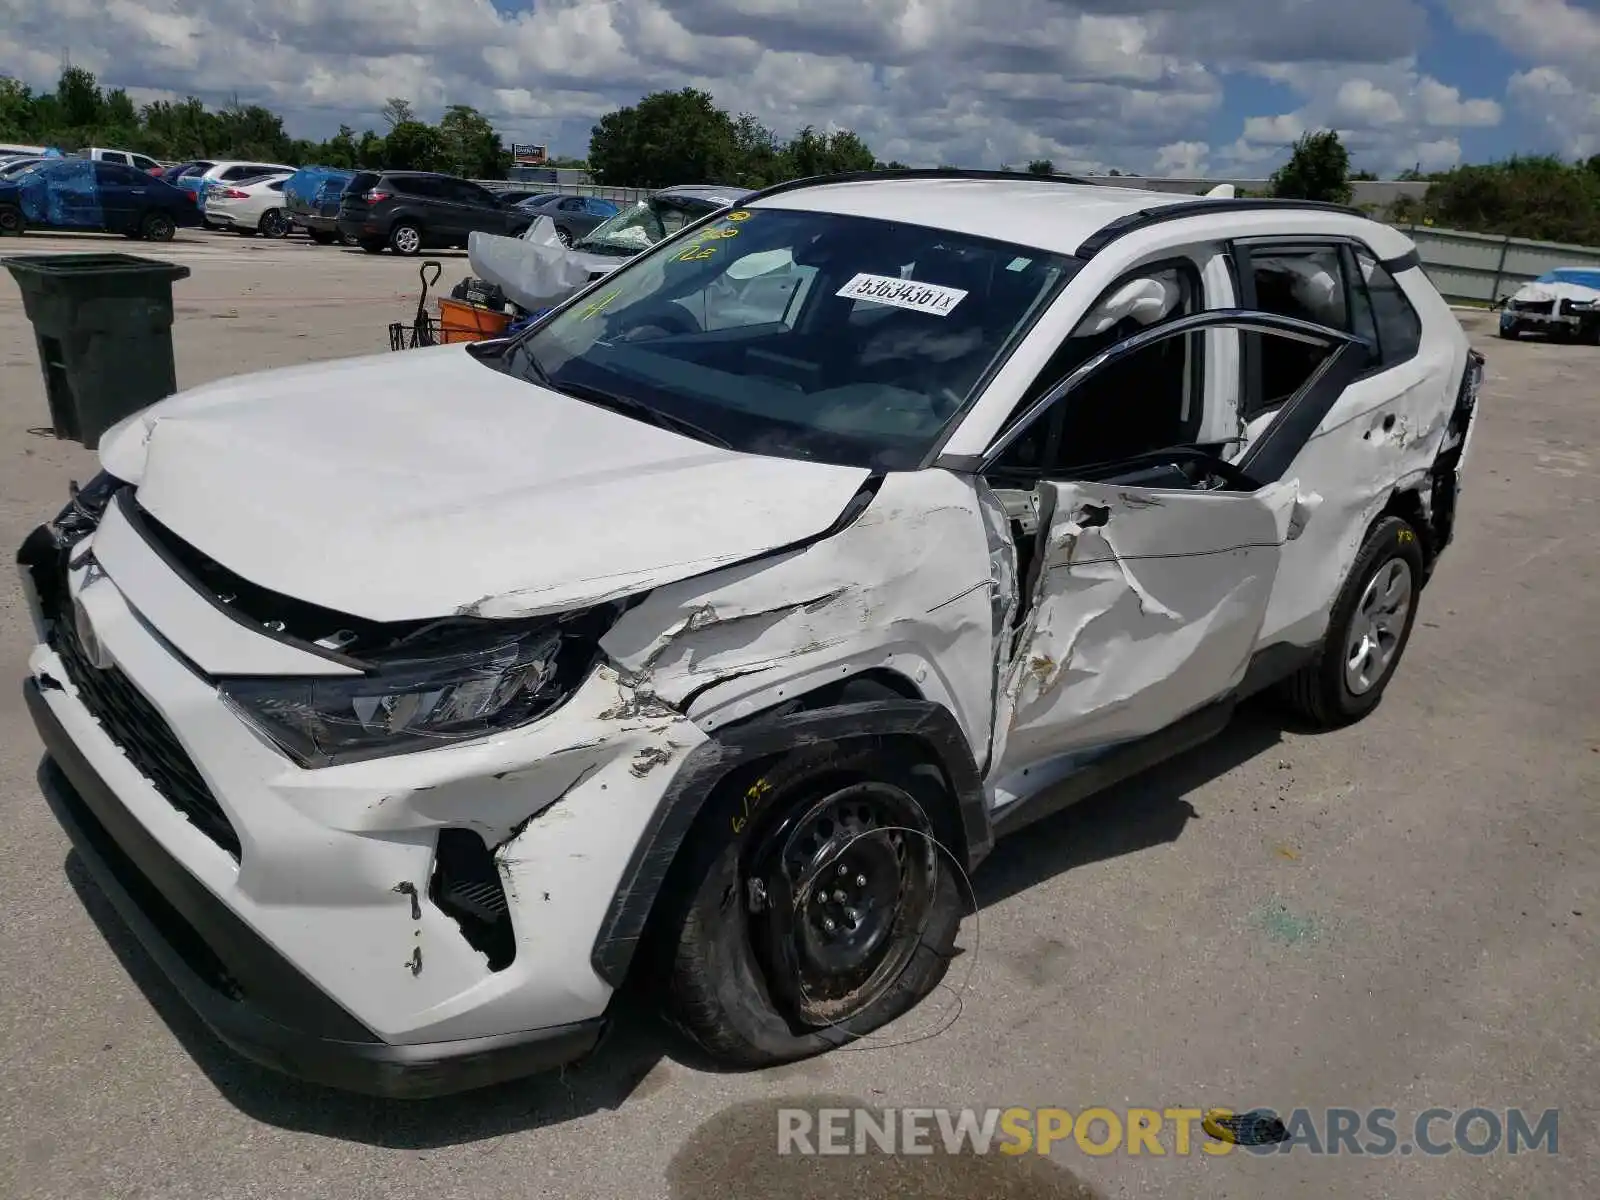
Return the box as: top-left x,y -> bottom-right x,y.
1498,267 -> 1600,343
468,185 -> 755,314
19,173 -> 1482,1099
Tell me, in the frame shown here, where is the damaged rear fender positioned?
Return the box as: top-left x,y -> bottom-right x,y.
587,697 -> 992,990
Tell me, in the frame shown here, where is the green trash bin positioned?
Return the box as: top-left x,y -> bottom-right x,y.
4,252 -> 191,448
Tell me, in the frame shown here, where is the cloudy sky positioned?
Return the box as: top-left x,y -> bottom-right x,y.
3,0 -> 1599,175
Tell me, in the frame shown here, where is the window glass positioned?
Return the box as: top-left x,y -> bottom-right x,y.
1243,247 -> 1347,414
94,162 -> 139,185
510,208 -> 1079,469
396,176 -> 441,198
993,263 -> 1204,476
1357,250 -> 1422,362
101,151 -> 129,165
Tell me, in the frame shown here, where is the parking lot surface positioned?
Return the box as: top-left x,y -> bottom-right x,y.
1,231 -> 1595,1199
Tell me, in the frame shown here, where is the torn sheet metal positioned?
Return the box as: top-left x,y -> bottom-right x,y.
468,221 -> 596,312
989,479 -> 1299,780
599,470 -> 1004,764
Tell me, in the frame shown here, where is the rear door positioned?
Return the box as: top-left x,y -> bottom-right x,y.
445,177 -> 508,238
91,161 -> 140,231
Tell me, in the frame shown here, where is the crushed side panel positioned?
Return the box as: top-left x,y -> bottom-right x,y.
599,470 -> 1003,762
992,480 -> 1296,774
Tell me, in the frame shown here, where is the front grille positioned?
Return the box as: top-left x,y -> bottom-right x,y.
51,611 -> 242,860
1514,299 -> 1555,314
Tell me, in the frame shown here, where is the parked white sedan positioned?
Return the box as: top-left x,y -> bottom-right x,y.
203,172 -> 295,238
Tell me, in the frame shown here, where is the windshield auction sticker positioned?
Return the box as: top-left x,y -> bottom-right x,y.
836,273 -> 968,316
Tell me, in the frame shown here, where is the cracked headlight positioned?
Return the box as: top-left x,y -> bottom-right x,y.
220,625 -> 570,767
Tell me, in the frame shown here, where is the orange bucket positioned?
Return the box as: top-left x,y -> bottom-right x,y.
437,296 -> 512,343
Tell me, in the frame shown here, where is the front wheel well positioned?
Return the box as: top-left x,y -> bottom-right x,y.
624,727 -> 969,993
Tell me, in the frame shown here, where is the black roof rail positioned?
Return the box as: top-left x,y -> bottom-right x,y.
736,167 -> 1103,205
1075,197 -> 1369,259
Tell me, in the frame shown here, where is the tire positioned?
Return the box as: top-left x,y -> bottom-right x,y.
308,230 -> 336,246
341,231 -> 360,247
1277,515 -> 1426,728
555,225 -> 574,247
359,238 -> 387,254
139,211 -> 176,242
259,209 -> 289,239
1581,319 -> 1600,347
0,204 -> 25,236
389,222 -> 422,255
1498,323 -> 1519,340
660,743 -> 964,1068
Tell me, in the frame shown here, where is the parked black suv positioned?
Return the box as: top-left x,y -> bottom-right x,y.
336,171 -> 533,255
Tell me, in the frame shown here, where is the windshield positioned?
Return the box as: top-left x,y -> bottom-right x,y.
504,206 -> 1079,470
574,198 -> 708,256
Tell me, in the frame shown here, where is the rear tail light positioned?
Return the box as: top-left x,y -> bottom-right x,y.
217,188 -> 249,199
363,189 -> 391,203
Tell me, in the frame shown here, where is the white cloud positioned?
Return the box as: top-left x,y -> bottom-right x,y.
1154,140 -> 1210,176
1507,66 -> 1600,156
0,0 -> 1471,172
1220,60 -> 1501,175
1445,0 -> 1600,79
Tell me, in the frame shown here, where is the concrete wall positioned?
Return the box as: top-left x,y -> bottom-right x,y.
1403,225 -> 1600,304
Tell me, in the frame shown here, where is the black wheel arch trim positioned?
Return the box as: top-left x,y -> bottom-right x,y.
588,698 -> 992,989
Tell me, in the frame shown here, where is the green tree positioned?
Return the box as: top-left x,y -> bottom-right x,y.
103,87 -> 137,129
438,104 -> 509,178
1416,155 -> 1600,244
317,124 -> 359,169
381,98 -> 415,129
382,120 -> 445,171
1026,159 -> 1055,176
0,77 -> 36,140
356,128 -> 385,168
588,87 -> 737,187
729,112 -> 783,185
1270,130 -> 1352,204
781,126 -> 876,178
55,66 -> 104,130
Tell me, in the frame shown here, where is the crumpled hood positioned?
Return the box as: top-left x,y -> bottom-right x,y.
97,344 -> 870,623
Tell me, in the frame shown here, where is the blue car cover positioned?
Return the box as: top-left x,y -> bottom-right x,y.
15,159 -> 104,227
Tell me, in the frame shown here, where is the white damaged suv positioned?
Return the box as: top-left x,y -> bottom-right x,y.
19,170 -> 1483,1097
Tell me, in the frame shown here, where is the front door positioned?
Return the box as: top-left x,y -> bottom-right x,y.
979,310 -> 1368,797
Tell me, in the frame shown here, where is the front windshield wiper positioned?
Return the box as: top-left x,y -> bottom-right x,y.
500,335 -> 554,388
560,381 -> 733,450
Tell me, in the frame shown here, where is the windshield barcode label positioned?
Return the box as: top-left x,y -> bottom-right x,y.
836,273 -> 968,316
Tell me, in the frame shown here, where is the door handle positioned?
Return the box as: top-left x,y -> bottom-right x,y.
131,189 -> 146,194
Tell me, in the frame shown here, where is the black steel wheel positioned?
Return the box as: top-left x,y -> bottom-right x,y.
0,204 -> 23,236
748,781 -> 938,1028
139,210 -> 176,242
660,742 -> 965,1067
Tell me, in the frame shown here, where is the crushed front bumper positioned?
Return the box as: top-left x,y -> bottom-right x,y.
17,493 -> 708,1097
27,678 -> 605,1098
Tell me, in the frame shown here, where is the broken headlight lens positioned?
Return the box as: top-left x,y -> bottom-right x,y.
219,626 -> 567,767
